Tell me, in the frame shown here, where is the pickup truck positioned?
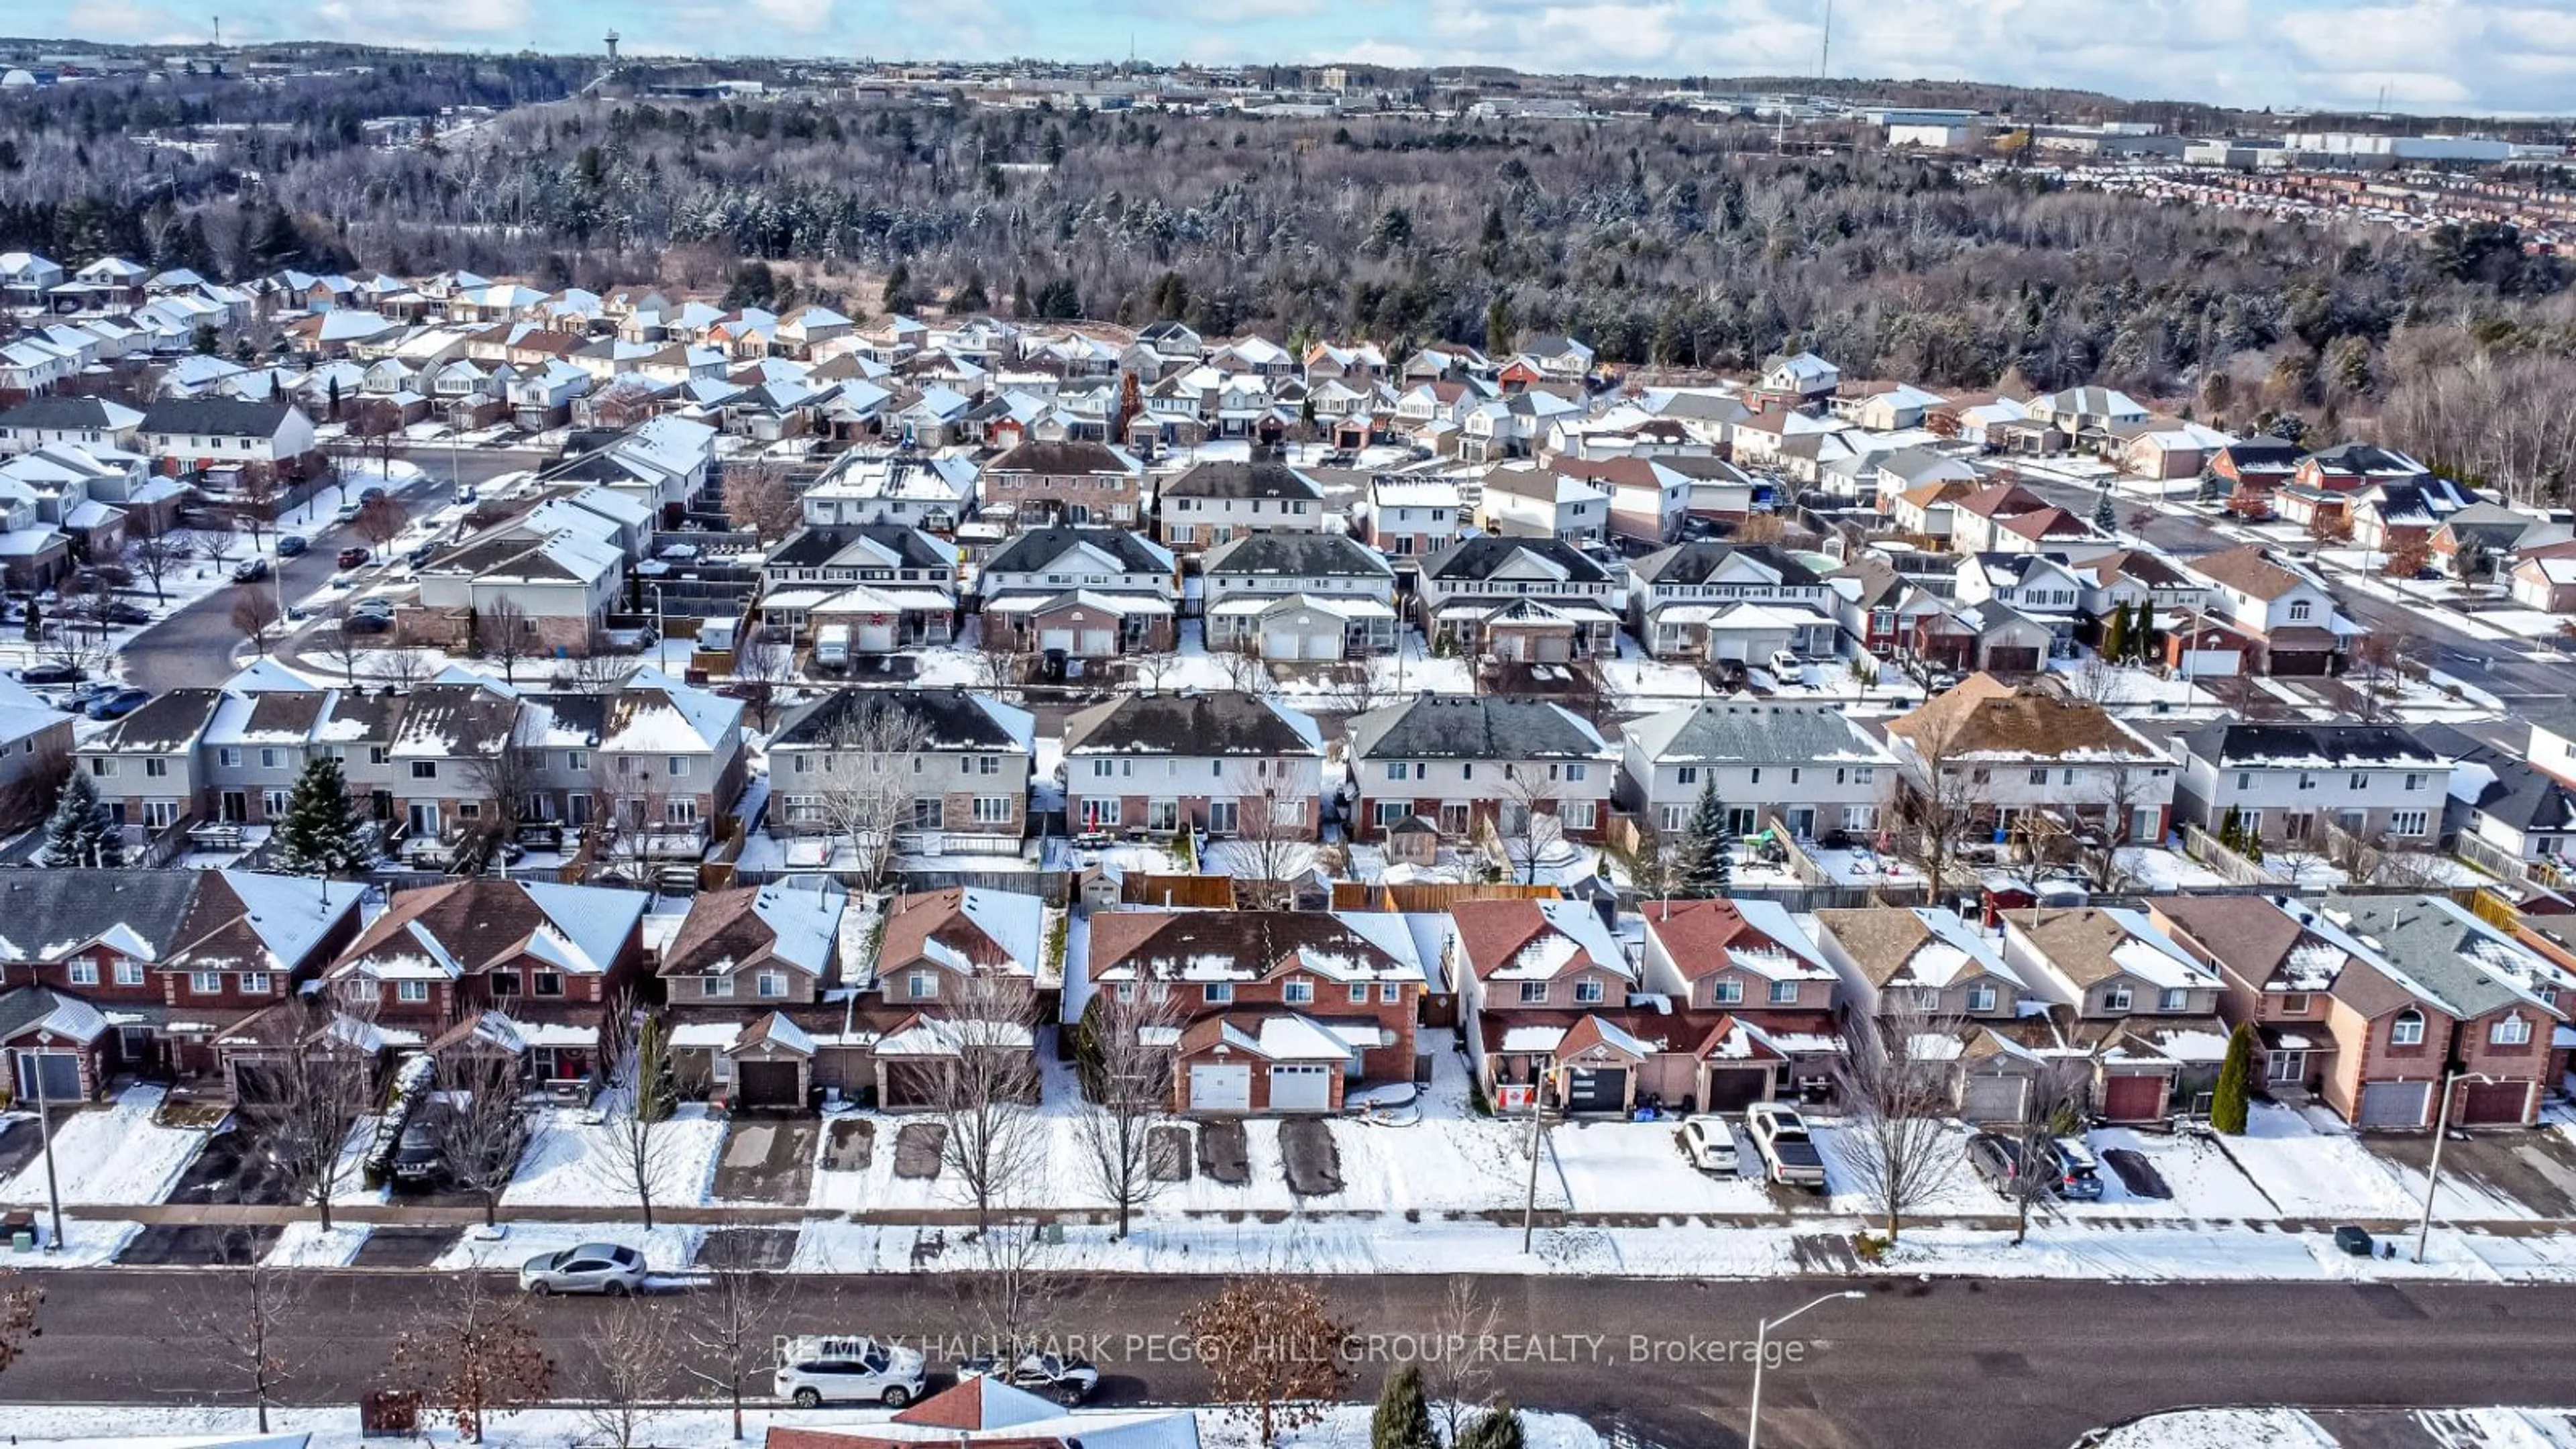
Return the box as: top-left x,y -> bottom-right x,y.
1745,1102 -> 1828,1190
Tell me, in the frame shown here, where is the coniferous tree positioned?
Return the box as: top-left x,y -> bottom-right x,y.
1455,1403 -> 1527,1449
1371,1363 -> 1437,1449
2216,804 -> 2244,854
1680,777 -> 1732,896
2211,1020 -> 2257,1134
275,756 -> 365,875
2100,602 -> 2130,667
40,771 -> 121,867
2092,486 -> 2118,534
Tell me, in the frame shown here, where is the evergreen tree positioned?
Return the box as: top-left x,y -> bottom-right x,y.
1455,1403 -> 1526,1449
275,756 -> 365,875
2132,605 -> 2161,665
40,771 -> 121,868
2196,465 -> 2225,506
2100,602 -> 2130,666
2216,804 -> 2243,854
949,272 -> 989,315
881,262 -> 912,313
1370,1363 -> 1437,1449
2211,1020 -> 2257,1134
1680,777 -> 1732,896
2092,486 -> 2118,534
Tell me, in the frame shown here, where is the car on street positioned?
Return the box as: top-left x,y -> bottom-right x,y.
17,663 -> 86,686
775,1335 -> 926,1408
359,485 -> 387,503
337,546 -> 371,569
405,541 -> 439,569
92,600 -> 152,626
518,1242 -> 646,1295
334,502 -> 362,523
956,1350 -> 1101,1403
1745,1103 -> 1827,1189
1680,1114 -> 1741,1174
85,687 -> 153,720
232,558 -> 272,584
276,534 -> 309,558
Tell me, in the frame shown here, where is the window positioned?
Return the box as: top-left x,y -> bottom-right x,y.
260,748 -> 285,770
704,974 -> 735,998
913,797 -> 944,830
1387,761 -> 1411,782
1676,766 -> 1699,786
906,969 -> 937,1000
2236,771 -> 2253,790
68,960 -> 97,986
370,746 -> 389,765
2288,600 -> 2314,623
666,757 -> 690,777
217,747 -> 242,769
534,972 -> 564,997
757,972 -> 788,999
244,972 -> 272,994
2029,768 -> 2049,786
2391,1009 -> 2426,1046
972,797 -> 1013,825
1770,979 -> 1799,1004
1562,763 -> 1587,782
1562,799 -> 1597,830
1203,982 -> 1234,1004
2279,993 -> 2312,1015
2403,773 -> 2424,792
2492,1014 -> 2533,1046
2390,810 -> 2427,837
1966,983 -> 1997,1013
397,979 -> 429,1003
2104,985 -> 2134,1012
667,799 -> 699,825
263,788 -> 290,818
568,751 -> 588,771
88,758 -> 113,777
489,973 -> 519,997
1284,979 -> 1314,1005
144,800 -> 178,829
1381,982 -> 1402,1004
1713,979 -> 1744,1004
411,761 -> 437,780
2159,988 -> 2188,1012
1091,759 -> 1115,777
115,960 -> 143,987
1349,982 -> 1371,1004
1518,981 -> 1550,1004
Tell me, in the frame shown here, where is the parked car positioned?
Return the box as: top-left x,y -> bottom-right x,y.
359,485 -> 388,503
1767,649 -> 1805,681
775,1335 -> 925,1409
337,546 -> 371,569
95,601 -> 152,626
518,1242 -> 646,1295
276,534 -> 310,558
17,663 -> 87,686
334,502 -> 362,523
232,558 -> 272,584
392,1101 -> 453,1185
1966,1132 -> 2029,1196
350,596 -> 396,620
1744,1103 -> 1827,1189
956,1350 -> 1099,1403
455,484 -> 478,504
343,611 -> 393,635
85,687 -> 152,720
2049,1136 -> 2106,1201
1680,1114 -> 1740,1175
405,542 -> 439,569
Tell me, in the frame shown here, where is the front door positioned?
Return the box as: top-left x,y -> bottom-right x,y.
220,791 -> 248,824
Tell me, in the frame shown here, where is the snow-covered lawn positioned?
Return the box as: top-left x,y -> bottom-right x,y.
499,1104 -> 727,1210
2080,1126 -> 2276,1220
0,1216 -> 140,1266
1811,1116 -> 1994,1220
0,1086 -> 207,1207
2220,1103 -> 2421,1218
2108,847 -> 2236,892
265,1220 -> 372,1268
1548,1116 -> 1780,1214
2088,1407 -> 2340,1448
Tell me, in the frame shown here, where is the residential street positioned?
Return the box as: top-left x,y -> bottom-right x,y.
12,1269 -> 2576,1449
118,449 -> 544,695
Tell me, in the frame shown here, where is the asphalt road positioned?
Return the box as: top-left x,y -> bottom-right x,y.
12,1269 -> 2576,1448
119,449 -> 545,695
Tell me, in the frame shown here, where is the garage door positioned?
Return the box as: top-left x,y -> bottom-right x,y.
1079,629 -> 1115,655
1268,1064 -> 1334,1113
884,1061 -> 946,1109
2099,1073 -> 2167,1123
1039,629 -> 1075,653
12,1051 -> 78,1103
1189,1064 -> 1250,1113
1960,1074 -> 2030,1125
1702,1067 -> 1768,1113
1263,629 -> 1302,661
736,1060 -> 802,1110
2459,1080 -> 2533,1126
1563,1067 -> 1627,1114
2359,1079 -> 2431,1129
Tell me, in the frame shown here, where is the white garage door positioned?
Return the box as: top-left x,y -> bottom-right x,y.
1269,1064 -> 1334,1113
1959,1074 -> 2029,1125
1263,629 -> 1303,661
1038,628 -> 1075,653
1079,629 -> 1116,655
2359,1079 -> 2431,1129
1189,1064 -> 1250,1113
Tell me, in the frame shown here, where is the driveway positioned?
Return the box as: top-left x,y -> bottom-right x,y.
2365,1129 -> 2576,1218
711,1116 -> 816,1203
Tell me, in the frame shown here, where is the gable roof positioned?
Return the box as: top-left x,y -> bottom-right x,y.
1162,457 -> 1324,501
2190,545 -> 2327,602
138,396 -> 299,437
1062,692 -> 1322,757
1085,910 -> 1421,985
1815,906 -> 2025,991
1348,694 -> 1611,761
333,878 -> 647,985
1886,675 -> 2163,764
1629,541 -> 1821,588
1448,898 -> 1629,985
1622,700 -> 1891,767
771,687 -> 1035,754
0,870 -> 203,965
1642,898 -> 1831,982
1200,531 -> 1393,580
983,527 -> 1172,576
1419,535 -> 1609,586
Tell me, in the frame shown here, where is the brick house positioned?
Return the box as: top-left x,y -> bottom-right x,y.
1882,674 -> 2177,845
659,881 -> 851,1109
325,878 -> 650,1036
979,439 -> 1144,529
1346,694 -> 1616,845
1999,906 -> 2235,1123
1156,452 -> 1328,551
1079,909 -> 1428,1114
1062,692 -> 1324,838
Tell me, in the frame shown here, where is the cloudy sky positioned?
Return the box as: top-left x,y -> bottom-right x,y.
46,0 -> 2576,114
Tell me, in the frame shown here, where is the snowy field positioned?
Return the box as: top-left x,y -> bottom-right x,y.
0,1087 -> 206,1207
498,1104 -> 728,1210
2090,1407 -> 2341,1448
2220,1104 -> 2421,1219
0,1401 -> 1606,1449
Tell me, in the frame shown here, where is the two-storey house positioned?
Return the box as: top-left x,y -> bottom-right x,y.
1156,453 -> 1327,551
1063,692 -> 1323,838
1362,478 -> 1465,562
1415,536 -> 1619,658
326,877 -> 649,1036
1618,700 -> 1894,843
1998,905 -> 2233,1123
1626,542 -> 1839,661
801,452 -> 979,533
979,439 -> 1143,529
767,687 -> 1036,853
1200,532 -> 1398,659
975,526 -> 1177,658
1477,461 -> 1608,543
2174,722 -> 2447,852
658,881 -> 852,1108
2184,545 -> 2351,676
1885,674 -> 2175,845
1346,694 -> 1615,844
2312,894 -> 2571,1128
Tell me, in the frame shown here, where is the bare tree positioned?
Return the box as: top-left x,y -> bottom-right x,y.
1321,653 -> 1402,715
235,466 -> 280,551
2002,1075 -> 2083,1248
2345,630 -> 2406,723
564,623 -> 635,692
1605,814 -> 1688,910
816,696 -> 932,888
123,528 -> 195,604
354,494 -> 409,557
1495,770 -> 1563,885
971,617 -> 1026,694
1129,637 -> 1182,690
723,460 -> 804,541
1421,1276 -> 1504,1440
1181,1277 -> 1351,1449
392,1273 -> 555,1444
1073,985 -> 1184,1238
729,632 -> 794,731
246,1000 -> 379,1231
2082,761 -> 2157,892
479,596 -> 534,684
231,585 -> 283,655
935,971 -> 1045,1235
685,1266 -> 784,1441
1833,996 -> 1968,1244
1889,710 -> 1978,898
1223,765 -> 1313,910
195,515 -> 241,567
1213,633 -> 1269,691
463,737 -> 545,848
959,1223 -> 1075,1368
2063,652 -> 2127,708
426,1049 -> 538,1229
582,1297 -> 680,1449
590,999 -> 688,1230
376,646 -> 437,690
315,602 -> 372,689
182,1260 -> 311,1432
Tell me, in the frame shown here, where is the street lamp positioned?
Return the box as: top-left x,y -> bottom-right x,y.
2414,1069 -> 2506,1264
1747,1290 -> 1864,1449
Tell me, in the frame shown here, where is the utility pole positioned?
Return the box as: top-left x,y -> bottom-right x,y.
33,1055 -> 62,1253
1520,1070 -> 1552,1252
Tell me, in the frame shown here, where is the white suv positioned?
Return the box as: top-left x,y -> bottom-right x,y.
775,1336 -> 927,1409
